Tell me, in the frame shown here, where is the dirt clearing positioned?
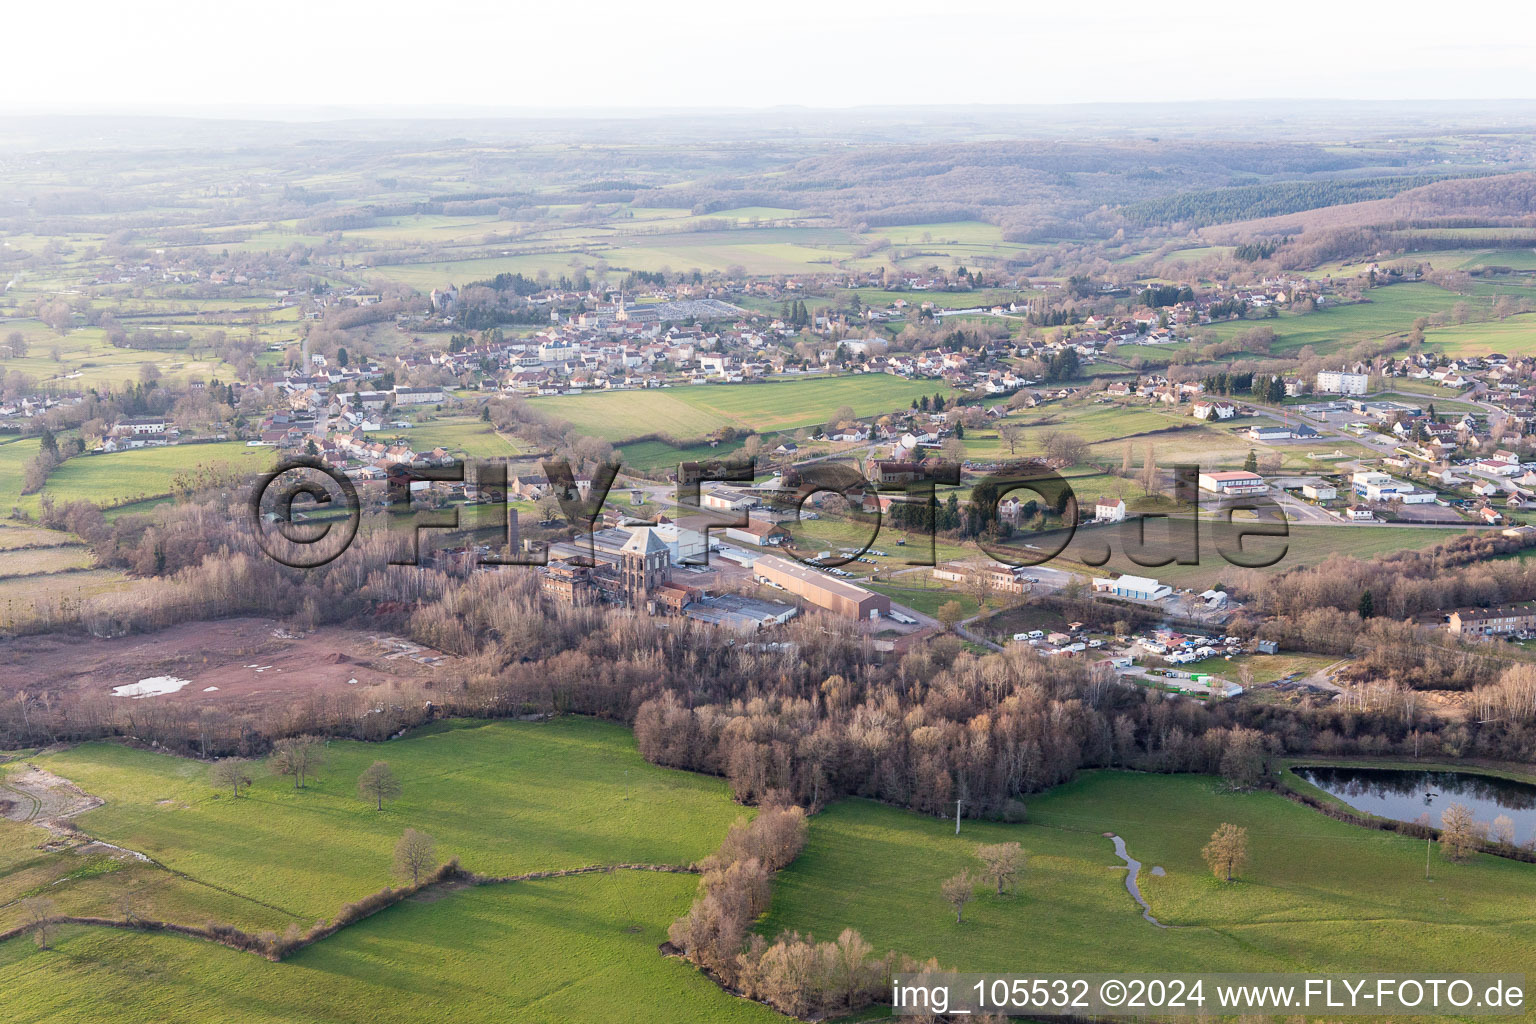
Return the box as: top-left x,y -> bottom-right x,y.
0,765 -> 103,827
0,617 -> 454,714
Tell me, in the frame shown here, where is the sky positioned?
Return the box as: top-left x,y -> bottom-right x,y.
4,0 -> 1535,115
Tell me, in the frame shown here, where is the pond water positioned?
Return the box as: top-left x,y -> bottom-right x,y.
1296,766 -> 1536,844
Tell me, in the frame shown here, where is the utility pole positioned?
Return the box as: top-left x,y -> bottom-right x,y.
1424,790 -> 1438,880
955,798 -> 963,835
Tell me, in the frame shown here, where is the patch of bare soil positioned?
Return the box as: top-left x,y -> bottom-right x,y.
0,617 -> 454,714
0,765 -> 103,828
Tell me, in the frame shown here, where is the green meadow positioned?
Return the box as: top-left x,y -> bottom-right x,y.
1205,283 -> 1471,354
864,581 -> 981,619
24,442 -> 277,515
357,208 -> 1055,289
0,872 -> 784,1024
0,718 -> 781,1024
760,774 -> 1536,981
19,719 -> 744,925
533,376 -> 955,443
0,323 -> 245,389
617,436 -> 750,475
6,724 -> 1536,1023
0,437 -> 41,511
1421,313 -> 1536,357
395,417 -> 525,459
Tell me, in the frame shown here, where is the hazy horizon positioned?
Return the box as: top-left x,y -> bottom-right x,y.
5,97 -> 1536,121
8,0 -> 1535,115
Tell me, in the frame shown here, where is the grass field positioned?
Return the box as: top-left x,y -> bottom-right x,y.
0,717 -> 781,1024
760,773 -> 1536,982
982,403 -> 1178,449
1299,249 -> 1536,278
395,417 -> 524,459
1204,283 -> 1470,355
0,437 -> 41,512
0,812 -> 292,936
0,523 -> 76,550
1221,651 -> 1339,683
962,404 -> 1343,475
0,570 -> 137,626
875,221 -> 1006,246
533,376 -> 955,443
20,719 -> 745,925
7,728 -> 1536,1021
0,872 -> 784,1024
366,225 -> 861,288
25,443 -> 277,515
0,323 -> 246,390
0,544 -> 93,577
1420,313 -> 1536,357
1054,522 -> 1451,590
617,436 -> 750,475
865,581 -> 981,619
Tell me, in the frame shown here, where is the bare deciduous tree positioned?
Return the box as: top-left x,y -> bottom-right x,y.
1218,728 -> 1266,791
1491,814 -> 1516,847
829,927 -> 875,1009
119,887 -> 141,924
210,758 -> 253,798
975,842 -> 1024,895
357,760 -> 402,811
941,870 -> 976,923
1042,431 -> 1087,466
999,422 -> 1024,456
1139,442 -> 1159,495
394,828 -> 438,885
1439,803 -> 1486,862
1202,823 -> 1248,882
269,735 -> 326,789
24,897 -> 58,949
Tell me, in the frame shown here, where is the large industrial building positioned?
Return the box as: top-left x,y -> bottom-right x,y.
754,555 -> 891,620
539,524 -> 797,632
573,523 -> 708,566
1092,574 -> 1173,602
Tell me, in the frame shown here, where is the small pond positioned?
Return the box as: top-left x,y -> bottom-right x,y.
1296,766 -> 1536,844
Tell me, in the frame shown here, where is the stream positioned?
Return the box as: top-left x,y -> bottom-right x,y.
1107,833 -> 1167,928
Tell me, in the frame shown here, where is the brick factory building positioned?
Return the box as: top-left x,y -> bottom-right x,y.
753,555 -> 891,621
